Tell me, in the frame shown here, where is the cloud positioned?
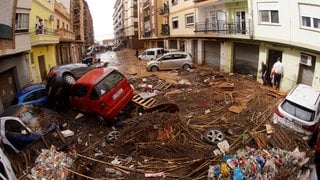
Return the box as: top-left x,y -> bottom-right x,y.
86,0 -> 115,41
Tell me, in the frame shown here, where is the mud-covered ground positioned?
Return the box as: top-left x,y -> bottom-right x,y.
47,49 -> 315,179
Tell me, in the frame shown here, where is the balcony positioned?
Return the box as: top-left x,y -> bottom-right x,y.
158,3 -> 169,15
143,31 -> 151,38
56,28 -> 75,41
194,19 -> 252,35
143,0 -> 149,8
161,24 -> 170,35
30,28 -> 59,46
144,15 -> 150,22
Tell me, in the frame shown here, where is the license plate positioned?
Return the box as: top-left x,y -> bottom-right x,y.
112,88 -> 123,100
285,117 -> 300,128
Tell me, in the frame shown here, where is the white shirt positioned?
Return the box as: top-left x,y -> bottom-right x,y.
273,61 -> 283,74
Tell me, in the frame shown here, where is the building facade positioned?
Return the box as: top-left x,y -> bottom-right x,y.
0,0 -> 33,112
123,0 -> 144,49
29,0 -> 59,83
135,0 -> 320,92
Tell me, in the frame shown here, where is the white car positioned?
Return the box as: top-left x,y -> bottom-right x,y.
146,52 -> 194,72
273,84 -> 320,140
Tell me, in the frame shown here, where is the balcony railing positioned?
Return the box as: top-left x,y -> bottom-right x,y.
56,28 -> 75,40
161,24 -> 170,35
143,31 -> 151,38
195,19 -> 251,35
144,15 -> 150,21
30,28 -> 59,46
143,0 -> 149,8
158,3 -> 169,15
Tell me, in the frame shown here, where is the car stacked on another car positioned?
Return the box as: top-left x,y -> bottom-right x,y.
46,63 -> 97,110
146,51 -> 194,72
273,84 -> 320,140
69,67 -> 134,122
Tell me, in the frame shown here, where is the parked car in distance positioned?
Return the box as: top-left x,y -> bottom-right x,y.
46,63 -> 96,110
11,83 -> 50,108
69,67 -> 134,121
138,48 -> 164,61
146,52 -> 194,72
273,84 -> 320,140
112,44 -> 122,51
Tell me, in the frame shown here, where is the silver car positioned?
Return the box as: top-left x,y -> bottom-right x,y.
146,52 -> 194,71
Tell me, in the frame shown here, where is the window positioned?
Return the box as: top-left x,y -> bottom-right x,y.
15,13 -> 29,32
93,70 -> 124,98
172,17 -> 178,29
299,4 -> 320,30
257,2 -> 279,24
185,13 -> 194,26
172,0 -> 178,5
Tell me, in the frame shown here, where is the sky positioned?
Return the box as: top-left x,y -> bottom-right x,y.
86,0 -> 116,42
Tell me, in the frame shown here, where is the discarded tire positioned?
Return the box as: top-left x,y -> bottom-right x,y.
203,129 -> 225,144
106,130 -> 120,142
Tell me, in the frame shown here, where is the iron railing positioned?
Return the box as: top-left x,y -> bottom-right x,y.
195,19 -> 252,35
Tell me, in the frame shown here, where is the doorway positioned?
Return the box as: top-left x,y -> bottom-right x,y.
235,11 -> 246,34
267,50 -> 282,85
38,55 -> 46,82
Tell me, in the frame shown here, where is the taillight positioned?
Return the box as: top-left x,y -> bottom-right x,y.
49,70 -> 58,78
302,123 -> 317,132
274,107 -> 284,118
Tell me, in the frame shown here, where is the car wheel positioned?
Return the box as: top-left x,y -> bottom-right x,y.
106,130 -> 120,142
182,64 -> 191,70
151,66 -> 159,72
63,74 -> 76,84
203,129 -> 225,144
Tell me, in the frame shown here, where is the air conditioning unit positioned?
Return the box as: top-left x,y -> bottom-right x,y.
300,54 -> 312,66
49,14 -> 54,21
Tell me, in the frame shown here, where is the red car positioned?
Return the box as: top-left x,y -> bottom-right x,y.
69,68 -> 133,121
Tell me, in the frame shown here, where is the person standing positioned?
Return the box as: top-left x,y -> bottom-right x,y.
272,57 -> 284,90
260,62 -> 268,85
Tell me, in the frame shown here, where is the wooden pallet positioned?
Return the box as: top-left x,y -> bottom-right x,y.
132,94 -> 157,109
154,82 -> 173,90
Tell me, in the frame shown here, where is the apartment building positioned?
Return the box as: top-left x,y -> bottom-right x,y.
0,0 -> 33,112
123,0 -> 144,49
137,0 -> 320,92
113,0 -> 125,46
29,0 -> 59,83
83,0 -> 94,48
55,1 -> 78,64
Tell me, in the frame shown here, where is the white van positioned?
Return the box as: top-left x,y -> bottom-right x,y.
138,48 -> 164,61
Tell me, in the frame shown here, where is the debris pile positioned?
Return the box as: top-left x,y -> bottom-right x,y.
30,145 -> 75,179
208,146 -> 315,179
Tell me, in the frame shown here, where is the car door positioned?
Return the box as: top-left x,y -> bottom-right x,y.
158,54 -> 174,70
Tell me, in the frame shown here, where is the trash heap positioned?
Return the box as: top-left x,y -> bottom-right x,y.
208,146 -> 314,179
30,145 -> 75,179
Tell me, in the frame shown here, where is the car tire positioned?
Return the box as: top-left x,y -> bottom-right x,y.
203,129 -> 225,144
151,66 -> 159,72
182,64 -> 191,70
63,74 -> 76,84
106,130 -> 120,142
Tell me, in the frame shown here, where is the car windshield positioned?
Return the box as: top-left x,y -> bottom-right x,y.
281,100 -> 315,122
92,70 -> 124,98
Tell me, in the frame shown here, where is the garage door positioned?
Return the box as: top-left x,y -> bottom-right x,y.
204,41 -> 220,67
169,40 -> 177,49
233,42 -> 259,75
0,69 -> 16,108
